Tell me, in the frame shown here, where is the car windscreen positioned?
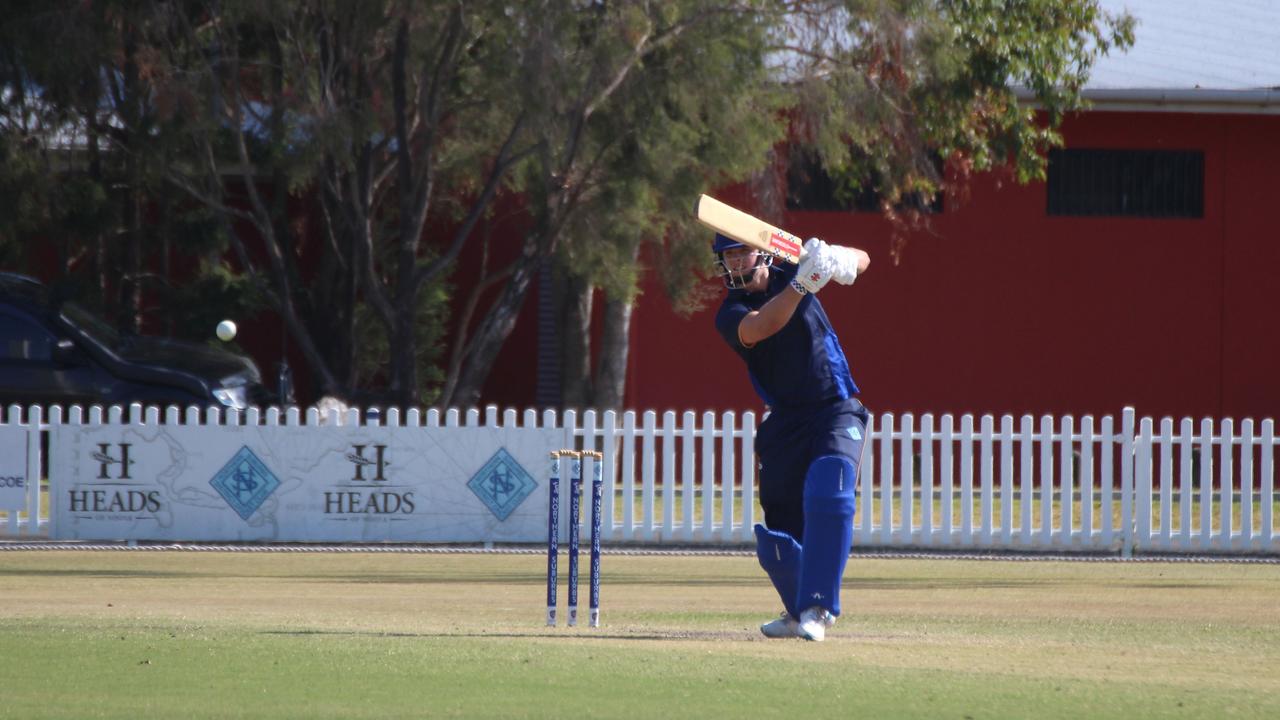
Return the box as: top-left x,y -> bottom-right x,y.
59,302 -> 124,352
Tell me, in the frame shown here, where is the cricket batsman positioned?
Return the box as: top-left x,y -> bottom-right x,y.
711,231 -> 870,641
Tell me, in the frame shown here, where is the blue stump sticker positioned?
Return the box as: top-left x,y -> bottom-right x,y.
210,446 -> 281,521
468,448 -> 536,521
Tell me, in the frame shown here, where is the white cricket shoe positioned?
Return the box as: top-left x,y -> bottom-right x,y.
759,611 -> 801,639
797,606 -> 836,642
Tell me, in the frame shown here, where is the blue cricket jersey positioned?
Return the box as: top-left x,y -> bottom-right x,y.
714,262 -> 860,411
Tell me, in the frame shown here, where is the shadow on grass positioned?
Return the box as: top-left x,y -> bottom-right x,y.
0,569 -> 1223,592
849,577 -> 1225,590
296,574 -> 760,587
259,628 -> 770,642
0,568 -> 200,579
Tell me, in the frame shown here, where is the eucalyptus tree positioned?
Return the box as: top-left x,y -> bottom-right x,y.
462,0 -> 1134,411
0,0 -> 240,335
156,0 -> 528,402
442,1 -> 785,409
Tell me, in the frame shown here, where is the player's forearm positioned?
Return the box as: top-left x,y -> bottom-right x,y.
851,247 -> 870,273
738,286 -> 804,346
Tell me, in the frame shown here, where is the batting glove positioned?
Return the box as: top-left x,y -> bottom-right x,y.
827,244 -> 861,285
795,238 -> 834,294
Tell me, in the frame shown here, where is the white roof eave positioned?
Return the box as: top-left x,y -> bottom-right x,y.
1012,86 -> 1280,115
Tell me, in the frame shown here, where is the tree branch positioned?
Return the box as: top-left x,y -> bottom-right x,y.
413,112 -> 529,290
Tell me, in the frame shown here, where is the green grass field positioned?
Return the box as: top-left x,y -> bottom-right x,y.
1,550 -> 1277,719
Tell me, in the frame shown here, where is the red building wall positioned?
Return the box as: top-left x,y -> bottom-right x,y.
591,111 -> 1278,421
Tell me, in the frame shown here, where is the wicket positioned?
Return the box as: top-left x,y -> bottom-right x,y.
546,449 -> 603,628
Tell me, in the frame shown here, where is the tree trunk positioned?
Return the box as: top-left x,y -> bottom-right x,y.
341,244 -> 358,390
593,293 -> 632,412
446,233 -> 543,408
120,23 -> 143,333
314,188 -> 358,394
121,184 -> 142,333
389,302 -> 419,407
160,196 -> 172,337
593,241 -> 639,411
88,125 -> 107,309
559,269 -> 593,409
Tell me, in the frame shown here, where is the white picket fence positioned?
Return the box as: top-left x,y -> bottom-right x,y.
1,404 -> 1276,554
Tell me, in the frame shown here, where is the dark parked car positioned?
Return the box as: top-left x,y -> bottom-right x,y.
0,273 -> 271,410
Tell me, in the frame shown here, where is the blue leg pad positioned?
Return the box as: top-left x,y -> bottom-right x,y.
795,455 -> 858,616
754,523 -> 802,619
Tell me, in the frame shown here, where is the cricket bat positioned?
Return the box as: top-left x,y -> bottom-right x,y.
695,194 -> 806,264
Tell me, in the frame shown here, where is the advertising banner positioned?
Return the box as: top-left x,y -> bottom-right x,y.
0,426 -> 28,511
50,422 -> 561,542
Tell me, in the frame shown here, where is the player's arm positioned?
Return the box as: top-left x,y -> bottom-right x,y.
850,247 -> 871,274
824,242 -> 870,282
737,285 -> 805,347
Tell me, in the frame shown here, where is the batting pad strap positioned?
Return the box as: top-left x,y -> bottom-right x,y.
754,523 -> 802,619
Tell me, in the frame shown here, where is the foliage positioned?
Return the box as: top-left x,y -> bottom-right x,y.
0,0 -> 1134,407
0,0 -> 260,330
783,0 -> 1135,251
351,265 -> 452,405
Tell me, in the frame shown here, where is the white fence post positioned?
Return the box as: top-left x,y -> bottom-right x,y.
6,407 -> 18,535
999,415 -> 1014,548
1240,419 -> 1255,551
939,414 -> 953,547
641,410 -> 657,541
680,411 -> 696,542
1178,418 -> 1194,550
739,411 -> 756,542
661,411 -> 676,542
979,414 -> 994,547
699,411 -> 715,541
878,412 -> 894,546
920,414 -> 935,547
1220,418 -> 1235,551
23,405 -> 43,537
1039,415 -> 1053,548
719,411 -> 737,543
959,414 -> 974,547
855,413 -> 875,545
1099,414 -> 1114,550
1079,416 -> 1095,547
1019,414 -> 1034,548
33,406 -> 49,536
1059,415 -> 1074,547
562,409 -> 577,455
601,410 -> 618,541
1136,417 -> 1154,551
1159,418 -> 1175,550
621,411 -> 636,541
1262,419 -> 1275,552
1121,408 -> 1136,558
1199,417 -> 1215,551
900,413 -> 915,545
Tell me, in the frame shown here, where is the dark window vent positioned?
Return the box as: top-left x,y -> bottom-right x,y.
1046,149 -> 1204,218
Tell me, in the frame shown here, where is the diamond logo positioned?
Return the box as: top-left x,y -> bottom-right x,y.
210,446 -> 281,521
467,448 -> 536,521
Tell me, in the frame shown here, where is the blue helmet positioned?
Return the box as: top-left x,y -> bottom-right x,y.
712,233 -> 744,254
711,233 -> 771,289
